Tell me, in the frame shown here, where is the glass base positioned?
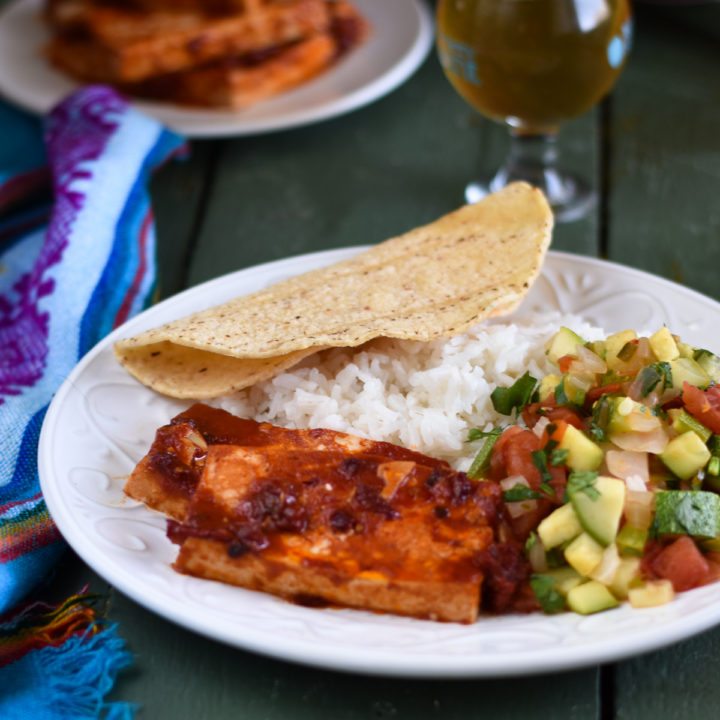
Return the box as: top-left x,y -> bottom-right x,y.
465,132 -> 597,223
466,170 -> 596,223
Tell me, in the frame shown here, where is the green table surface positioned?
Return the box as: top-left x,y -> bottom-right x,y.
32,2 -> 720,718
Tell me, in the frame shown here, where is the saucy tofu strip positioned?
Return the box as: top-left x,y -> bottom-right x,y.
126,404 -> 533,622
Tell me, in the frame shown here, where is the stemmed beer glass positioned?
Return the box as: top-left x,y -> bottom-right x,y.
437,0 -> 632,222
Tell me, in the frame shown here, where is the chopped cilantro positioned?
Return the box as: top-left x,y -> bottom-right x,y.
466,428 -> 503,480
491,372 -> 537,415
550,448 -> 569,466
531,450 -> 552,484
589,395 -> 611,442
529,574 -> 565,614
637,362 -> 673,397
709,457 -> 720,477
467,427 -> 503,443
503,484 -> 546,503
566,470 -> 600,501
554,374 -> 586,408
525,531 -> 538,553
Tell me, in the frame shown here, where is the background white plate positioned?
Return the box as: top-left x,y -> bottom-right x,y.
0,0 -> 433,137
39,249 -> 720,677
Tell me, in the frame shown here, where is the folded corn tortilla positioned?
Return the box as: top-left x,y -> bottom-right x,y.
114,182 -> 552,398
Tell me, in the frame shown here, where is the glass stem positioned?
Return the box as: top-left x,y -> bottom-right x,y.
488,132 -> 565,198
482,131 -> 595,222
465,129 -> 596,222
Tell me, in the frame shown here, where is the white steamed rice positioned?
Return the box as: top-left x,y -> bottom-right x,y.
217,313 -> 605,472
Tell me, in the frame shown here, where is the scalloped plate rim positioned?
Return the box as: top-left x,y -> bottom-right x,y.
0,0 -> 434,138
39,248 -> 720,677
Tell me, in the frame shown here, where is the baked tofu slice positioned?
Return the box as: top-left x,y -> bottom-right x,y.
125,403 -> 300,519
169,443 -> 502,623
130,32 -> 337,109
125,403 -> 446,519
46,0 -> 331,83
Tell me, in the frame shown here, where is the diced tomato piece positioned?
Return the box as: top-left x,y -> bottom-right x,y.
522,401 -> 584,430
701,551 -> 720,586
650,536 -> 710,592
557,355 -> 574,373
546,405 -> 585,430
682,382 -> 720,434
489,426 -> 526,480
490,425 -> 541,487
585,383 -> 623,405
505,430 -> 543,486
508,503 -> 550,542
522,401 -> 546,428
490,426 -> 567,541
543,419 -> 567,445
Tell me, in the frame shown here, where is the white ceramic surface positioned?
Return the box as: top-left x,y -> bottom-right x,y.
39,249 -> 720,677
0,0 -> 433,137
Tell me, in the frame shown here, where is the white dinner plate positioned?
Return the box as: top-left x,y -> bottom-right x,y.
0,0 -> 433,137
39,249 -> 720,677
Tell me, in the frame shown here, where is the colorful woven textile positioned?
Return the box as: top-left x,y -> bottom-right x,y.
0,87 -> 185,716
0,589 -> 135,719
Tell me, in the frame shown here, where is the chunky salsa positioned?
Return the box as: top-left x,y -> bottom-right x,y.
472,326 -> 720,614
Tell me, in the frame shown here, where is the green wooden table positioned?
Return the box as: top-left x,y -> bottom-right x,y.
42,2 -> 720,717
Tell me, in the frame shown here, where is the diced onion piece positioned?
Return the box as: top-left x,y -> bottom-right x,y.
626,374 -> 646,403
606,449 -> 649,486
624,489 -> 655,530
628,580 -> 675,608
378,461 -> 416,500
533,416 -> 551,439
527,537 -> 548,573
177,428 -> 208,464
570,345 -> 607,375
657,387 -> 682,406
589,544 -> 621,584
609,427 -> 669,453
500,476 -> 529,491
626,407 -> 662,433
568,374 -> 594,393
617,337 -> 654,376
500,476 -> 538,518
624,474 -> 648,492
617,397 -> 635,416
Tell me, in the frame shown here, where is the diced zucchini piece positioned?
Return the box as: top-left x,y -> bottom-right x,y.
669,357 -> 710,391
677,341 -> 695,359
609,556 -> 642,599
607,396 -> 656,436
694,349 -> 720,384
589,543 -> 621,584
659,431 -> 711,480
554,374 -> 586,406
701,537 -> 720,552
670,409 -> 712,443
537,373 -> 562,401
653,490 -> 720,539
649,327 -> 680,362
543,566 -> 585,596
537,503 -> 583,549
605,330 -> 638,371
557,424 -> 603,472
564,532 -> 605,576
616,525 -> 648,556
628,580 -> 675,608
570,476 -> 626,546
587,340 -> 607,360
546,327 -> 585,366
566,580 -> 620,614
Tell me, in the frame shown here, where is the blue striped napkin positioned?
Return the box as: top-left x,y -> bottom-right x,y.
0,86 -> 185,718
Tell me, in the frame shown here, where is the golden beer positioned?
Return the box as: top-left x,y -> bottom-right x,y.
437,0 -> 632,134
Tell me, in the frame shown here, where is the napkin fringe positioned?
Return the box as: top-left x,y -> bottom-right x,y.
0,589 -> 136,719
